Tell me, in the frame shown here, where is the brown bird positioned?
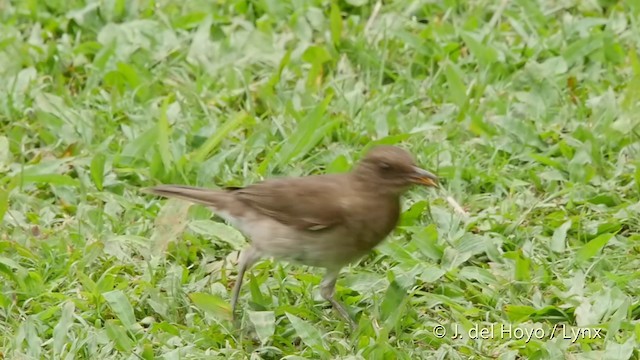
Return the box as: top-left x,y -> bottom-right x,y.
143,145 -> 438,327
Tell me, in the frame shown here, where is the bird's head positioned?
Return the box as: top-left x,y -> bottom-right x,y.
353,145 -> 438,195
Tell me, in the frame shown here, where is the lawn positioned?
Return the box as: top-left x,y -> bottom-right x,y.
1,0 -> 639,358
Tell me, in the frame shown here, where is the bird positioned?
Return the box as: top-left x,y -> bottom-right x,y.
142,145 -> 439,327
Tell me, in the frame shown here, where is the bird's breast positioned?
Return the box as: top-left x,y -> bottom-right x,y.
333,191 -> 400,246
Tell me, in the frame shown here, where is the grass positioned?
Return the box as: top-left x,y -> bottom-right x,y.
1,0 -> 640,358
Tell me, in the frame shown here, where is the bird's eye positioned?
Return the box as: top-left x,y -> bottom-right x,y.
379,162 -> 391,171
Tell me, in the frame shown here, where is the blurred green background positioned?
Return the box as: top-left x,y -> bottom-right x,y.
1,0 -> 639,358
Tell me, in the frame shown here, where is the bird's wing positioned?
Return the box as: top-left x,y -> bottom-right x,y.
229,174 -> 349,231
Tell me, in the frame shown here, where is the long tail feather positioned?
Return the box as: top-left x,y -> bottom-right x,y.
141,185 -> 225,207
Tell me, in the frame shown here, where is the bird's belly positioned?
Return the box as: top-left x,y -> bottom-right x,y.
264,234 -> 367,268
242,218 -> 367,268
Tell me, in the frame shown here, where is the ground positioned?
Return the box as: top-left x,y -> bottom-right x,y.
1,0 -> 639,359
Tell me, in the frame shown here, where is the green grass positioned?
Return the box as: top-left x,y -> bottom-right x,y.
1,0 -> 640,358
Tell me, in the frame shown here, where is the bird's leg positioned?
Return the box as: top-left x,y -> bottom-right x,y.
320,267 -> 356,328
231,246 -> 260,320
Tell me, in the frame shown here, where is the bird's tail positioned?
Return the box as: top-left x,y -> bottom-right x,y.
141,185 -> 226,207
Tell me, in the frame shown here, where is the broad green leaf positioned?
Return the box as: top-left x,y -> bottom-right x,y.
341,272 -> 389,293
173,11 -> 207,30
441,247 -> 471,271
529,305 -> 572,322
105,320 -> 134,353
96,270 -> 117,294
189,292 -> 232,320
605,297 -> 629,342
248,272 -> 267,307
504,304 -> 536,322
461,32 -> 499,66
576,233 -> 613,264
286,313 -> 326,351
116,62 -> 140,87
458,267 -> 497,284
377,241 -> 418,265
563,35 -> 603,66
120,127 -> 158,161
574,299 -> 599,326
0,256 -> 26,281
190,112 -> 249,163
444,62 -> 467,107
622,48 -> 640,110
529,153 -> 564,170
301,45 -> 332,64
293,13 -> 312,42
156,97 -> 173,170
20,174 -> 80,187
247,311 -> 276,344
0,136 -> 10,167
325,154 -> 349,174
329,2 -> 342,46
419,265 -> 446,283
514,251 -> 531,282
539,56 -> 568,77
455,234 -> 488,256
588,194 -> 620,207
102,290 -> 136,329
514,0 -> 545,24
411,224 -> 443,261
380,280 -> 406,322
603,336 -> 635,360
23,271 -> 44,297
550,220 -> 571,253
188,220 -> 246,249
267,93 -> 337,171
90,153 -> 106,190
365,134 -> 411,149
77,271 -> 97,294
399,200 -> 428,226
269,49 -> 292,87
19,317 -> 43,358
303,46 -> 332,89
52,301 -> 75,355
0,188 -> 8,224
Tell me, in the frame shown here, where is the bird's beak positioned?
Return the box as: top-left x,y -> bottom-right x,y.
410,166 -> 439,187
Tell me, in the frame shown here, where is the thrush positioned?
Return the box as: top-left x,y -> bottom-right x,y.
143,145 -> 438,327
